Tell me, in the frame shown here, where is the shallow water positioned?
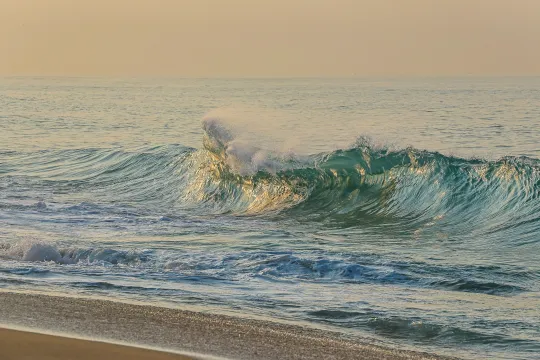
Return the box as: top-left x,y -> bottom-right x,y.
1,77 -> 539,360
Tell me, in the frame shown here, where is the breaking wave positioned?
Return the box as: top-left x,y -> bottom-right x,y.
1,116 -> 539,239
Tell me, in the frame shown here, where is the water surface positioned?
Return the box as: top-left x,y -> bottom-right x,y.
1,77 -> 539,360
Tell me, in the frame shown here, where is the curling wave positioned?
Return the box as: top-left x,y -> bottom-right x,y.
1,119 -> 539,239
196,118 -> 540,241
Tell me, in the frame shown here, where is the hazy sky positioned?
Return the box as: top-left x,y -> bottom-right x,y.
1,0 -> 539,76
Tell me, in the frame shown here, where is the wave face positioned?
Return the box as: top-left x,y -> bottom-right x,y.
3,117 -> 538,234
195,118 -> 540,243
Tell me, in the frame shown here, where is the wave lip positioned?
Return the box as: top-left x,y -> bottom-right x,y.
202,115 -> 301,176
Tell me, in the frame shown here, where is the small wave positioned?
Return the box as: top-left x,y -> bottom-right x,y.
308,309 -> 537,349
242,252 -> 530,295
1,241 -> 530,295
0,267 -> 50,275
0,240 -> 150,266
429,279 -> 525,295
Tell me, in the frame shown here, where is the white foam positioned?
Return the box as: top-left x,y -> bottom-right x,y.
0,240 -> 69,264
0,240 -> 146,266
202,108 -> 306,175
22,243 -> 62,262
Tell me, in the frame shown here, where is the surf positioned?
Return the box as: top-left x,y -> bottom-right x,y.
1,116 -> 539,238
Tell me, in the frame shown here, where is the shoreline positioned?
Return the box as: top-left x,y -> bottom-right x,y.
0,327 -> 194,360
0,290 -> 457,360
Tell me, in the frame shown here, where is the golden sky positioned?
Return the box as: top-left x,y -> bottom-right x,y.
1,0 -> 539,76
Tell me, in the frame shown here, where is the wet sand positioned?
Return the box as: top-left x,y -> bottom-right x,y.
0,327 -> 191,360
0,291 -> 456,360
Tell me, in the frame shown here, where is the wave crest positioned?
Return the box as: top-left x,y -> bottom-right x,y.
2,117 -> 539,236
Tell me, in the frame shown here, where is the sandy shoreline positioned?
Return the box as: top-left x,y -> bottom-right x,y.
0,327 -> 192,360
0,291 -> 456,360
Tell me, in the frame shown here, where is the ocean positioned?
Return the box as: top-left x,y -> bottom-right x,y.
1,77 -> 539,360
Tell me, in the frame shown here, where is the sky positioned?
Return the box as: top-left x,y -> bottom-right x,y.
1,0 -> 539,77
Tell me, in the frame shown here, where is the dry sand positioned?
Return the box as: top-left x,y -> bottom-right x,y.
0,291 -> 457,360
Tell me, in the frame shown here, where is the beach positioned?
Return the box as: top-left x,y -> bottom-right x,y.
0,328 -> 191,360
0,291 -> 453,360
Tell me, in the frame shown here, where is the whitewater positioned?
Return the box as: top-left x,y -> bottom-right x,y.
1,77 -> 539,360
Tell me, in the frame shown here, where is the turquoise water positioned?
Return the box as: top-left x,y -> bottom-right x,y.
1,77 -> 539,359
